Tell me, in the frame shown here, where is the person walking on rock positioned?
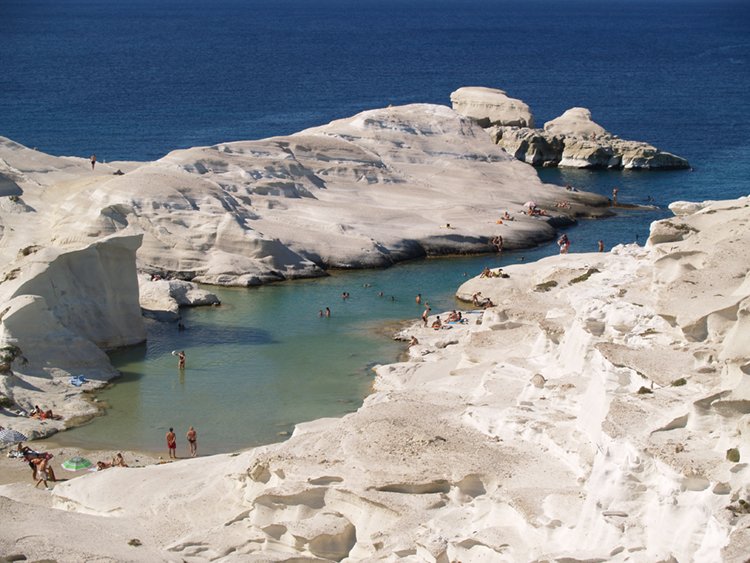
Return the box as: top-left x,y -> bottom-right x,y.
33,456 -> 51,490
90,154 -> 97,170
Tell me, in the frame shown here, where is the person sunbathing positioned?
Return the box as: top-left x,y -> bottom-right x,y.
96,460 -> 112,470
112,452 -> 128,467
40,409 -> 62,420
431,316 -> 442,330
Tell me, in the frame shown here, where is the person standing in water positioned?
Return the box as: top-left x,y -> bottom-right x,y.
186,426 -> 197,457
177,350 -> 186,369
557,234 -> 570,254
166,428 -> 177,459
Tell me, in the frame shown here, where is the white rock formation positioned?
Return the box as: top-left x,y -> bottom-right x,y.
450,86 -> 534,127
0,234 -> 145,437
1,196 -> 748,561
543,107 -> 608,138
138,275 -> 221,321
0,105 -> 609,287
495,105 -> 690,169
448,88 -> 689,170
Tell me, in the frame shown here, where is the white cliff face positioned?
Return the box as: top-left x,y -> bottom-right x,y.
450,86 -> 535,127
0,104 -> 609,287
3,197 -> 746,562
0,234 -> 145,438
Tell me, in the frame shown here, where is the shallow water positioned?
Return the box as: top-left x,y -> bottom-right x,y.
56,172 -> 670,455
49,157 -> 742,455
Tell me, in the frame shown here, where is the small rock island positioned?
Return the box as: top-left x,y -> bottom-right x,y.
451,86 -> 690,170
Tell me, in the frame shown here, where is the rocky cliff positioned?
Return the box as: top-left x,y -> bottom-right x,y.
0,104 -> 610,287
0,234 -> 145,438
452,87 -> 690,170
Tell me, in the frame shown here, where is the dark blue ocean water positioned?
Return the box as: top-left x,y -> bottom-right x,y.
3,0 -> 750,453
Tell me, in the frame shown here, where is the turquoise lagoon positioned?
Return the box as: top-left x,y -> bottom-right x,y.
53,169 -> 682,455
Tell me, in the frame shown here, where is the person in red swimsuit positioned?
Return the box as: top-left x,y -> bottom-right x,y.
166,428 -> 177,459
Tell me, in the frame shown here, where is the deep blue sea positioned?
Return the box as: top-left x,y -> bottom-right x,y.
2,0 -> 749,453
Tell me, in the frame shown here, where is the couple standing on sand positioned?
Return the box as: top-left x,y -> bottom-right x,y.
166,426 -> 198,458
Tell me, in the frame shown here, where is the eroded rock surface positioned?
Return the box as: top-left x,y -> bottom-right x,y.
449,86 -> 534,127
0,234 -> 145,438
0,104 -> 610,286
450,87 -> 689,170
1,197 -> 747,561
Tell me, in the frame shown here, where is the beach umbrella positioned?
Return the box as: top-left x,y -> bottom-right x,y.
0,428 -> 28,443
524,200 -> 537,209
61,456 -> 93,471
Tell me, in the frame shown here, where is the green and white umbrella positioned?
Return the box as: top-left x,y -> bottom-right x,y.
61,456 -> 93,471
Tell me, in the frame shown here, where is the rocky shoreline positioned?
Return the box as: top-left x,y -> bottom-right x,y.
0,103 -> 613,438
2,103 -> 741,561
451,86 -> 690,170
0,195 -> 747,561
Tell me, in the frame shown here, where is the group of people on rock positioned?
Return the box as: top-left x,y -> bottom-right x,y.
479,267 -> 509,279
472,292 -> 494,308
96,452 -> 129,470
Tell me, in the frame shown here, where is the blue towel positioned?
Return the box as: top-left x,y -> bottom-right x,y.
69,375 -> 87,387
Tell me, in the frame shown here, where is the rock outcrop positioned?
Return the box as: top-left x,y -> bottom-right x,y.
0,234 -> 145,437
449,86 -> 534,127
138,275 -> 221,321
0,104 -> 610,287
451,87 -> 690,170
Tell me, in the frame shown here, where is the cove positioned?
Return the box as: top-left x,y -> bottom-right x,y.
50,167 -> 695,455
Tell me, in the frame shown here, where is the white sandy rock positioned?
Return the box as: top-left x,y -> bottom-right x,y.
543,107 -> 608,139
450,86 -> 534,127
475,96 -> 690,170
138,275 -> 220,321
0,106 -> 609,287
1,196 -> 748,561
0,234 -> 145,437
